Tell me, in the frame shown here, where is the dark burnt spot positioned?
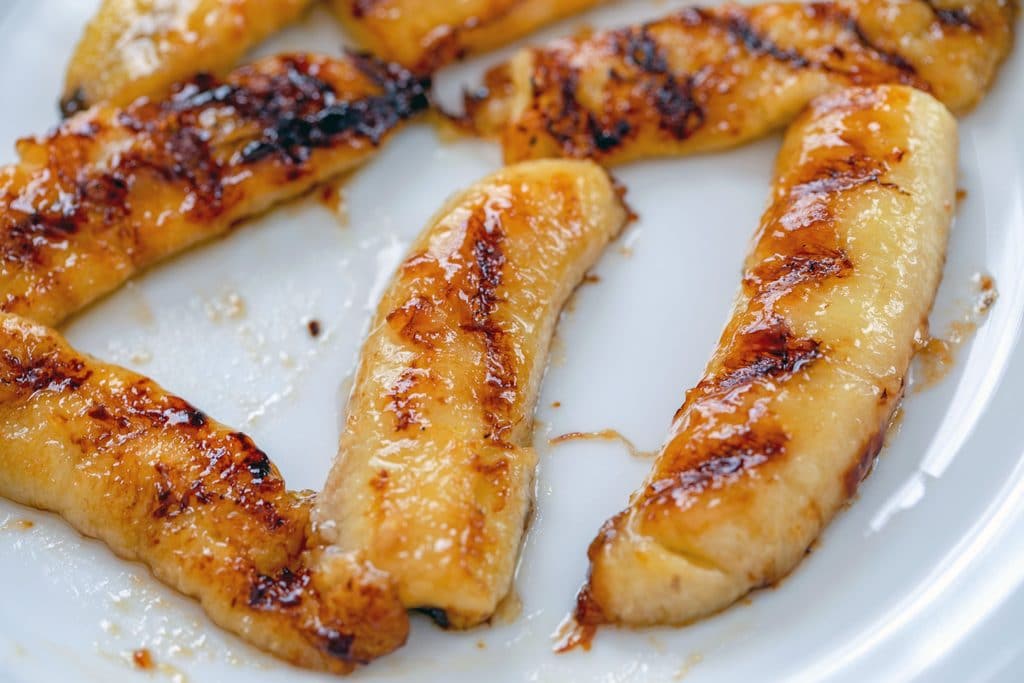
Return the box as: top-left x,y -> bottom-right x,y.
652,73 -> 704,140
922,0 -> 978,29
0,350 -> 92,393
152,462 -> 181,519
59,88 -> 88,119
416,607 -> 451,629
249,567 -> 310,610
621,27 -> 669,73
590,117 -> 632,151
160,403 -> 208,428
246,452 -> 273,482
87,405 -> 110,421
318,627 -> 356,661
233,53 -> 430,163
713,321 -> 821,390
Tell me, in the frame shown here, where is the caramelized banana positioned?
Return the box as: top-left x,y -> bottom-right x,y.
0,313 -> 409,673
466,0 -> 1013,165
315,160 -> 629,628
570,85 -> 956,635
2,53 -> 428,327
330,0 -> 606,72
61,0 -> 312,115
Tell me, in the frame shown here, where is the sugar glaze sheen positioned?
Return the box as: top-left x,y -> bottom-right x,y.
0,0 -> 1023,682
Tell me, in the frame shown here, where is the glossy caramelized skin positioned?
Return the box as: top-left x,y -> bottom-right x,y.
61,0 -> 312,115
1,53 -> 428,327
467,0 -> 1013,165
331,0 -> 606,72
0,314 -> 408,673
573,85 -> 956,631
315,160 -> 629,628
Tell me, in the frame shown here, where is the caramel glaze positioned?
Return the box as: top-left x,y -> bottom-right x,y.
62,0 -> 313,115
465,0 -> 1014,165
570,85 -> 957,633
331,0 -> 608,72
0,314 -> 408,673
1,53 -> 429,327
315,160 -> 629,629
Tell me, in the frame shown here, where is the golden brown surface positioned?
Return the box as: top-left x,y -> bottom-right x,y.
331,0 -> 607,72
62,0 -> 312,115
2,52 -> 428,328
0,313 -> 409,672
572,85 -> 957,632
467,0 -> 1013,165
315,160 -> 629,628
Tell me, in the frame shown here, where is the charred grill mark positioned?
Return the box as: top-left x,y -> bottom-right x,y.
826,8 -> 920,77
382,203 -> 517,439
745,246 -> 854,291
712,323 -> 821,390
521,2 -> 932,158
699,4 -> 919,82
0,348 -> 92,393
249,567 -> 311,610
713,11 -> 810,68
921,0 -> 978,28
237,55 -> 430,163
646,426 -> 788,503
461,211 -> 517,441
2,55 -> 429,284
621,26 -> 670,73
641,95 -> 910,506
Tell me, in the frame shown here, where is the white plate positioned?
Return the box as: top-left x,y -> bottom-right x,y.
1,2 -> 1022,681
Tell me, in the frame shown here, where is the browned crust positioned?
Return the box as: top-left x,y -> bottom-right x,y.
468,0 -> 1013,162
0,318 -> 409,671
2,53 -> 429,325
572,86 -> 911,630
385,202 -> 524,443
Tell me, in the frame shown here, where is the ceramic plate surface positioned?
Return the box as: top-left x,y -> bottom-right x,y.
0,2 -> 1022,681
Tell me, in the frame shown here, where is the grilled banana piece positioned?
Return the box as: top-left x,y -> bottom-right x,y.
2,53 -> 428,328
315,160 -> 629,628
467,0 -> 1012,165
330,0 -> 606,72
573,85 -> 956,632
0,313 -> 408,673
61,0 -> 312,115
